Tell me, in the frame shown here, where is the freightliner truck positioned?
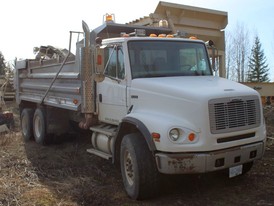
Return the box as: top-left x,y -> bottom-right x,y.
15,14 -> 266,200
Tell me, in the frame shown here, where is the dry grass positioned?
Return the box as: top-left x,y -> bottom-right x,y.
0,130 -> 128,206
0,132 -> 31,206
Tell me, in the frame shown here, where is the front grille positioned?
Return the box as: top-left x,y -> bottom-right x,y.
209,96 -> 261,134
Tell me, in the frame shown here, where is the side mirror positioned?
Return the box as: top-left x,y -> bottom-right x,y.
205,40 -> 217,72
205,40 -> 214,47
95,47 -> 105,82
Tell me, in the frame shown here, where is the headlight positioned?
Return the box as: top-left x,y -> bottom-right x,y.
168,127 -> 199,144
169,128 -> 180,141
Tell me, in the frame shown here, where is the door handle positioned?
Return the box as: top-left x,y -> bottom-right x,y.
99,94 -> 102,102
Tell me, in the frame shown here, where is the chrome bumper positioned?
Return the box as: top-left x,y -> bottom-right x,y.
155,142 -> 265,174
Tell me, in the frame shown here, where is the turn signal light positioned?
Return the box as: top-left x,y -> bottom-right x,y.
188,133 -> 195,142
152,132 -> 160,142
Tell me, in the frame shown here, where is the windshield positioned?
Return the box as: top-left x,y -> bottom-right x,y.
128,40 -> 212,79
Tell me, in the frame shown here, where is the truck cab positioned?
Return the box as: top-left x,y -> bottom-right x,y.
93,28 -> 266,199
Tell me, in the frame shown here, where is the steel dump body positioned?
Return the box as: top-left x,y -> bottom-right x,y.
15,50 -> 83,111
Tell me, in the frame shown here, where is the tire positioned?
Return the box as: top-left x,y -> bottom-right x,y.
21,108 -> 34,141
33,108 -> 47,145
120,133 -> 160,200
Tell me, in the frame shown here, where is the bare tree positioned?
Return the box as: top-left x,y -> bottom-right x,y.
225,32 -> 234,79
225,22 -> 250,82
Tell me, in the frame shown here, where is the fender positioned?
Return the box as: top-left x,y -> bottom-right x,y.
112,116 -> 157,164
122,116 -> 156,151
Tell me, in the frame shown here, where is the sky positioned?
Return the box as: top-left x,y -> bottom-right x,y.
1,0 -> 274,79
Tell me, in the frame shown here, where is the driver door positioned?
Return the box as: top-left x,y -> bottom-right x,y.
97,45 -> 128,125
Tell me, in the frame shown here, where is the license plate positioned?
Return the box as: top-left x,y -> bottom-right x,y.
229,165 -> 243,178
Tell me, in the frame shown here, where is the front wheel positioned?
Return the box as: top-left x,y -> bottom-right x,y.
120,133 -> 160,200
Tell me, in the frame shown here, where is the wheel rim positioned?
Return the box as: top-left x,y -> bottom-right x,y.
34,115 -> 42,139
21,115 -> 28,136
124,150 -> 134,186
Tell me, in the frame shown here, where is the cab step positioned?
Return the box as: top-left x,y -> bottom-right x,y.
87,148 -> 112,160
90,124 -> 117,136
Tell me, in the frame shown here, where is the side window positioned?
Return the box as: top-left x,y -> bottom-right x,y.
117,47 -> 125,79
105,45 -> 125,79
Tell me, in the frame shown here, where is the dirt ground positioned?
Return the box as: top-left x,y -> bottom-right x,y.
1,102 -> 274,206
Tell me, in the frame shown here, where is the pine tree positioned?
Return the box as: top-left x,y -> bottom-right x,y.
0,52 -> 6,75
247,36 -> 270,82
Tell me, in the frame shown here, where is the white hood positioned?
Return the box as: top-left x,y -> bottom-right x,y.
129,75 -> 264,152
131,76 -> 258,101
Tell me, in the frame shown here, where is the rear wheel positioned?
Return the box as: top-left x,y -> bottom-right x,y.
21,108 -> 34,141
120,133 -> 160,200
33,108 -> 47,145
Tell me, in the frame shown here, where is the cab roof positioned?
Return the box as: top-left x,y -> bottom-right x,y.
90,22 -> 173,44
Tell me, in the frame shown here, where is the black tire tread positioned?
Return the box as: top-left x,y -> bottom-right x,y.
21,108 -> 34,141
33,108 -> 47,145
121,133 -> 160,200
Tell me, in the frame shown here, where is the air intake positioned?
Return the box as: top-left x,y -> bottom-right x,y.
209,96 -> 261,134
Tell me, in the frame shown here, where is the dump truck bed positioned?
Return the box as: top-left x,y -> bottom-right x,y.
15,55 -> 82,111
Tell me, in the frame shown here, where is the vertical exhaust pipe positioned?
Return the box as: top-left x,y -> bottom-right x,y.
79,21 -> 97,129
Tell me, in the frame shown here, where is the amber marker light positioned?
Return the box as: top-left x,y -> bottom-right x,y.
97,55 -> 102,65
158,34 -> 166,38
188,133 -> 195,142
150,34 -> 157,37
105,14 -> 114,22
73,99 -> 79,105
152,132 -> 160,142
122,33 -> 129,37
189,36 -> 198,40
106,15 -> 112,21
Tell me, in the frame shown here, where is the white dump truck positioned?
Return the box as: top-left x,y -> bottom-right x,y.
15,14 -> 266,200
